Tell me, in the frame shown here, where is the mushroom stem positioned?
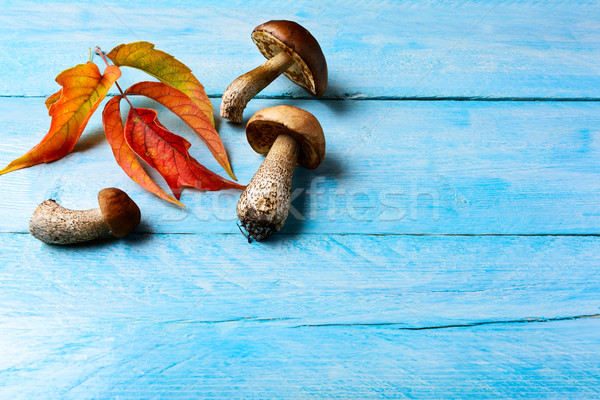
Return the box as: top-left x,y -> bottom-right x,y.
30,200 -> 110,244
237,134 -> 299,241
221,51 -> 294,123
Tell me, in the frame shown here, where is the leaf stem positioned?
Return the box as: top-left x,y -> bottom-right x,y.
94,46 -> 136,110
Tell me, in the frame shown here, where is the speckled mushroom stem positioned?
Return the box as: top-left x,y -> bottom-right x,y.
237,134 -> 299,241
221,51 -> 294,123
29,200 -> 110,244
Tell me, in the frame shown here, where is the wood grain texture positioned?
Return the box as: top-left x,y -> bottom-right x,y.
1,98 -> 599,234
0,0 -> 599,98
0,233 -> 599,398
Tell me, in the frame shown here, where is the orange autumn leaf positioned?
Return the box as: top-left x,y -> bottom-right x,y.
102,96 -> 183,207
0,62 -> 121,175
106,42 -> 214,125
124,107 -> 245,200
125,81 -> 236,180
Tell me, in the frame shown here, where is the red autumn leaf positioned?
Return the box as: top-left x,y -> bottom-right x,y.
0,62 -> 121,175
124,107 -> 245,200
106,42 -> 214,125
102,96 -> 183,207
125,81 -> 236,180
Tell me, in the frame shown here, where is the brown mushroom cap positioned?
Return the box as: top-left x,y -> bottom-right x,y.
98,188 -> 141,238
252,20 -> 327,97
246,105 -> 325,169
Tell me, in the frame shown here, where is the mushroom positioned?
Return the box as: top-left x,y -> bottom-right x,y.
237,105 -> 325,241
220,20 -> 328,123
30,188 -> 141,244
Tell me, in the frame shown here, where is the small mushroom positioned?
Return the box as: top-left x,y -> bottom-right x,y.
220,20 -> 328,123
30,188 -> 141,244
237,105 -> 325,241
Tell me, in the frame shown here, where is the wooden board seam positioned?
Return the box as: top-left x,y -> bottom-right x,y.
2,94 -> 600,101
292,313 -> 600,330
5,232 -> 600,237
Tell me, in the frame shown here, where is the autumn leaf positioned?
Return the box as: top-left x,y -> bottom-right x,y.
0,62 -> 121,175
124,107 -> 244,200
125,81 -> 236,180
106,42 -> 214,125
102,96 -> 183,207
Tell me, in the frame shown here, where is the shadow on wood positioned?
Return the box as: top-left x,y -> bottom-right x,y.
72,127 -> 106,154
284,151 -> 346,234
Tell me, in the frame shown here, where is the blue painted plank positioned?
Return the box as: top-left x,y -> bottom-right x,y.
1,98 -> 599,234
2,233 -> 599,327
1,233 -> 599,398
4,319 -> 599,399
0,0 -> 599,98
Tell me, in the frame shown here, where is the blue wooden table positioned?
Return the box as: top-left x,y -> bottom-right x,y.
1,1 -> 600,398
